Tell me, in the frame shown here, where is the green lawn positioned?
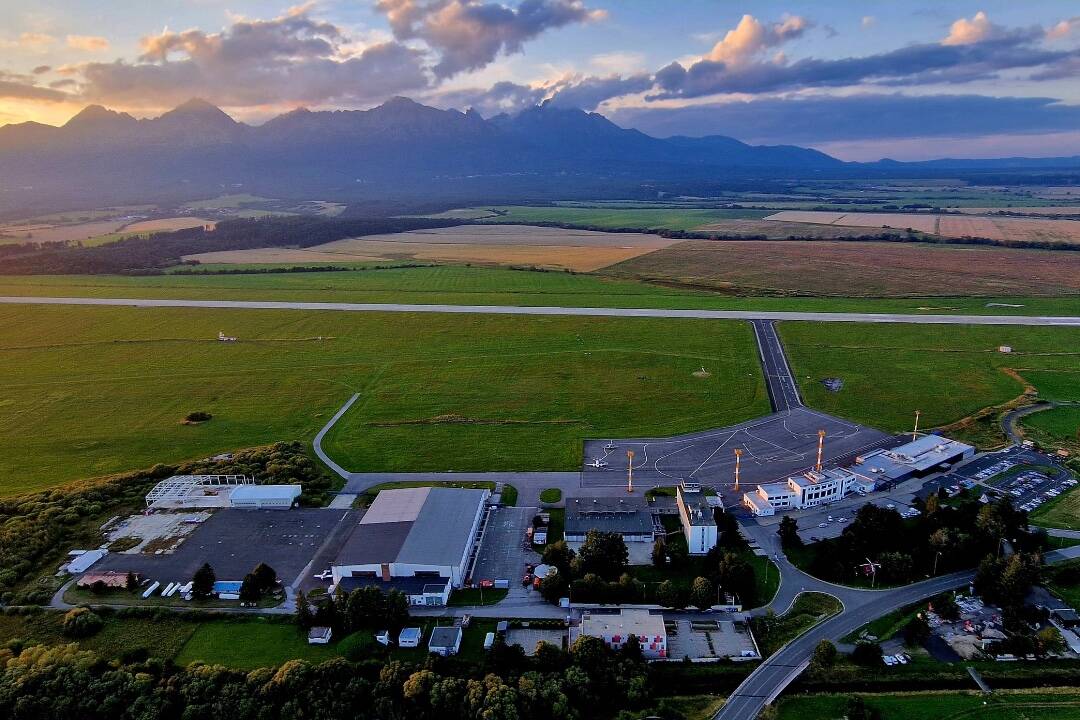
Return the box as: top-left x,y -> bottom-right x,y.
539,488 -> 562,504
0,304 -> 766,494
1033,484 -> 1080,530
501,483 -> 519,506
780,322 -> 1080,434
0,611 -> 198,661
175,619 -> 340,668
1046,560 -> 1080,608
1023,406 -> 1080,450
753,592 -> 842,657
320,315 -> 767,473
775,689 -> 1080,720
841,602 -> 921,644
2,266 -> 1079,316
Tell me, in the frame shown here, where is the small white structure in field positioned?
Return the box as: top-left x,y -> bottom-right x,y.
218,331 -> 238,342
998,345 -> 1012,353
308,627 -> 333,645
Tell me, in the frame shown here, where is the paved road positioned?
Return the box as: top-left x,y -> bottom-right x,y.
1002,401 -> 1080,444
752,320 -> 803,412
714,544 -> 1080,720
3,295 -> 1080,325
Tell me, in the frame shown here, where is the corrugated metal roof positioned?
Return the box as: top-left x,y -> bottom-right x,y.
397,488 -> 487,566
230,484 -> 301,501
361,487 -> 430,524
335,521 -> 412,565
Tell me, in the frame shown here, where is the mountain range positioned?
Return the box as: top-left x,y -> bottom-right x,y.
1,97 -> 1078,214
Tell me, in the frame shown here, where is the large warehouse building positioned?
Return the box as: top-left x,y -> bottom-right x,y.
854,435 -> 974,482
331,487 -> 489,604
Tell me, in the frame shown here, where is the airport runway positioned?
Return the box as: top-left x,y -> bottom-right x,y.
2,295 -> 1080,325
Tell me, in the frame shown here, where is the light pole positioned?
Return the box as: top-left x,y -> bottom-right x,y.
933,551 -> 941,577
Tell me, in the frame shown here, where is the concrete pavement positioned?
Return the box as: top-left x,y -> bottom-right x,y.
3,295 -> 1079,325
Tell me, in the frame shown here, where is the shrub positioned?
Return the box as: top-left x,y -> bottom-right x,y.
61,607 -> 103,638
184,411 -> 213,423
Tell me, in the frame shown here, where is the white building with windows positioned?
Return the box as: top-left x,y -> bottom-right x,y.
743,467 -> 874,517
580,609 -> 667,659
676,486 -> 717,554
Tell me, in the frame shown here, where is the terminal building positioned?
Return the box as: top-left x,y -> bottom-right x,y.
676,486 -> 718,554
743,467 -> 875,517
331,487 -> 489,606
564,496 -> 657,544
854,435 -> 975,482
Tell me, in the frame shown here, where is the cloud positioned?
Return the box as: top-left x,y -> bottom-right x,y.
544,73 -> 653,109
861,16 -> 875,29
428,79 -> 547,115
606,94 -> 1080,145
0,32 -> 55,50
1047,17 -> 1080,41
376,0 -> 605,78
652,30 -> 1073,99
703,14 -> 811,66
942,11 -> 996,46
32,65 -> 51,75
72,7 -> 429,108
67,35 -> 110,52
0,70 -> 68,101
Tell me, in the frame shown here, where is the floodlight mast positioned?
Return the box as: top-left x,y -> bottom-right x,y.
734,448 -> 743,491
627,450 -> 634,494
912,409 -> 921,442
816,430 -> 826,472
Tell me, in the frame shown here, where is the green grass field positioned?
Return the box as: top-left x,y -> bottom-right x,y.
775,689 -> 1080,719
463,205 -> 772,230
0,611 -> 198,661
780,322 -> 1080,433
320,315 -> 767,472
174,619 -> 339,668
1031,482 -> 1080,530
0,304 -> 766,495
2,266 -> 1080,316
1023,406 -> 1080,448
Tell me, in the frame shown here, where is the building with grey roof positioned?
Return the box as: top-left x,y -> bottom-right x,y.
855,434 -> 974,481
331,487 -> 489,600
564,496 -> 655,543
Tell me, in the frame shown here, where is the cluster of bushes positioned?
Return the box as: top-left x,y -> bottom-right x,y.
0,441 -> 330,604
296,585 -> 410,641
795,495 -> 1033,586
0,631 -> 665,720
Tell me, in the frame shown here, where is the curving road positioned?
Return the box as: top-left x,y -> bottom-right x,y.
714,544 -> 1080,719
2,295 -> 1079,325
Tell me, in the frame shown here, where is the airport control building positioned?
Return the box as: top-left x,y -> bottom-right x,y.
331,487 -> 489,605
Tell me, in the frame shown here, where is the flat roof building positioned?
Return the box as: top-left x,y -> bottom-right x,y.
743,467 -> 870,516
336,574 -> 451,607
856,435 -> 974,481
428,626 -> 463,656
332,487 -> 489,594
580,609 -> 667,659
564,496 -> 655,543
676,486 -> 717,555
229,484 -> 301,509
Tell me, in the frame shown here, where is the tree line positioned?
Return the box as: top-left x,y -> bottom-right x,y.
0,216 -> 465,274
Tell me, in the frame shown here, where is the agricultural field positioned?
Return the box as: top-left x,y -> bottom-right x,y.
123,217 -> 215,233
3,265 -> 1080,317
765,210 -> 1080,246
601,240 -> 1080,297
464,205 -> 772,231
779,322 -> 1080,434
0,303 -> 766,494
185,224 -> 680,271
775,689 -> 1080,720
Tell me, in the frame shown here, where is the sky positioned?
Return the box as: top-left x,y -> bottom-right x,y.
0,1 -> 1078,160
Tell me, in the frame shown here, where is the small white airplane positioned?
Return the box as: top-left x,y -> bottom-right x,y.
604,441 -> 617,451
587,458 -> 609,469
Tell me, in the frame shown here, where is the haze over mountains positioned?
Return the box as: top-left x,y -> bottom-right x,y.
1,97 -> 1078,213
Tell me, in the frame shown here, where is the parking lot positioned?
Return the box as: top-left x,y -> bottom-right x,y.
666,617 -> 759,661
96,508 -> 346,586
949,446 -> 1075,513
471,506 -> 541,585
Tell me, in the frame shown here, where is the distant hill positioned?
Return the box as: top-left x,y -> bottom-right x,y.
0,97 -> 841,212
1,97 -> 1078,214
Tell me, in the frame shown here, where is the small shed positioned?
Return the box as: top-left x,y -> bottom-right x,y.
308,626 -> 333,645
399,627 -> 423,648
428,626 -> 463,656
